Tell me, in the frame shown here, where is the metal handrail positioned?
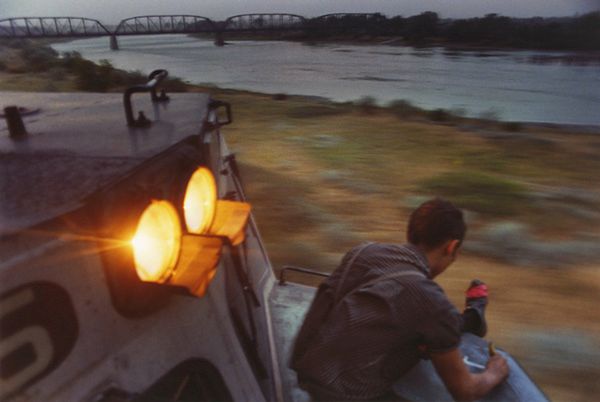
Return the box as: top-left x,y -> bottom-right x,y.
123,69 -> 169,127
278,265 -> 330,285
208,99 -> 233,125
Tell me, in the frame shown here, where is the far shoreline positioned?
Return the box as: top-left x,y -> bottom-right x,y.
190,32 -> 600,59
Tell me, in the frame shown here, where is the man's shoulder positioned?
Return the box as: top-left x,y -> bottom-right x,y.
358,242 -> 430,272
406,274 -> 449,299
370,267 -> 440,294
364,266 -> 452,309
406,276 -> 458,317
326,242 -> 432,301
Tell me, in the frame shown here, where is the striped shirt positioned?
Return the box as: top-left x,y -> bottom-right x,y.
291,243 -> 462,400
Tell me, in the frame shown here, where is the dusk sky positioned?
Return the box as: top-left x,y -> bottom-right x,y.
2,0 -> 599,23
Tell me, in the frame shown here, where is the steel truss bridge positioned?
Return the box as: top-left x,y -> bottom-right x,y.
0,17 -> 111,38
0,13 -> 379,47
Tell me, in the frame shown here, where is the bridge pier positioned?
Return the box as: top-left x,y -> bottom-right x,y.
110,35 -> 119,50
214,32 -> 225,47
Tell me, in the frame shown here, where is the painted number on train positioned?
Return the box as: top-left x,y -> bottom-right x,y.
0,282 -> 78,399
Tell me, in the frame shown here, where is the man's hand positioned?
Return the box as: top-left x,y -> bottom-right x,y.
431,348 -> 510,401
486,354 -> 509,382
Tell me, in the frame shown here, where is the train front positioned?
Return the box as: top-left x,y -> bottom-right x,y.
0,74 -> 283,402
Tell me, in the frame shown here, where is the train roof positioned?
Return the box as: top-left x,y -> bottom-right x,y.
0,91 -> 210,236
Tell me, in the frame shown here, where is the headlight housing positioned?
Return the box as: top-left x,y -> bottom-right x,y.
182,166 -> 251,245
131,200 -> 182,283
183,167 -> 217,235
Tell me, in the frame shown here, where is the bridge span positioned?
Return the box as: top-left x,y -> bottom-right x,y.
114,15 -> 217,35
0,13 -> 378,48
0,17 -> 110,38
223,14 -> 306,31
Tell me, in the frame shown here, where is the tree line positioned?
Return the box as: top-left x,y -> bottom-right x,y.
304,12 -> 600,50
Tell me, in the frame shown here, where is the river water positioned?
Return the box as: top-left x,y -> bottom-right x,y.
53,35 -> 600,125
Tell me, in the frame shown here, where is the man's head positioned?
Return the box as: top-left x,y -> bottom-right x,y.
407,198 -> 466,276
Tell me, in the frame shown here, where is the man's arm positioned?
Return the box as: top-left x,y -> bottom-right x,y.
430,348 -> 509,402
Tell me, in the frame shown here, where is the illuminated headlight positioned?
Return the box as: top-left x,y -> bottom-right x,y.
183,167 -> 217,234
131,200 -> 181,282
182,166 -> 251,245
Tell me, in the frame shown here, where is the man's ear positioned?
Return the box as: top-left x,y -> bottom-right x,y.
445,239 -> 461,256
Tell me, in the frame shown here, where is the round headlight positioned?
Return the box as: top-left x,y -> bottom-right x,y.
131,200 -> 181,282
183,167 -> 217,234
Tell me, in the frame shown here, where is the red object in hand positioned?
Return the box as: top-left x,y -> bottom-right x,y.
463,280 -> 488,337
466,283 -> 488,299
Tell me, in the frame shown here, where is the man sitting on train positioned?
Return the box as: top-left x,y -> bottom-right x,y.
291,198 -> 509,401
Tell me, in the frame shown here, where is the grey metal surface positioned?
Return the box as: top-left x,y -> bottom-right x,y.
269,282 -> 315,402
0,92 -> 210,235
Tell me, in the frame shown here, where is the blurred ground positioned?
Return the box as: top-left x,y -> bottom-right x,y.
212,90 -> 600,401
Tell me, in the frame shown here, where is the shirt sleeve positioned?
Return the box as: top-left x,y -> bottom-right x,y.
413,282 -> 463,354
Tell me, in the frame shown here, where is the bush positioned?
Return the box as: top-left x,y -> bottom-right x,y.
502,121 -> 522,132
420,171 -> 528,216
163,77 -> 189,92
60,51 -> 84,70
6,65 -> 27,73
71,58 -> 112,91
111,69 -> 146,87
48,67 -> 66,81
60,54 -> 122,91
3,38 -> 30,49
355,96 -> 378,114
3,44 -> 190,93
388,99 -> 420,118
20,45 -> 58,72
428,108 -> 450,122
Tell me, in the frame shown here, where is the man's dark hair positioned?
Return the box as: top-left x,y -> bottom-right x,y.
407,198 -> 466,249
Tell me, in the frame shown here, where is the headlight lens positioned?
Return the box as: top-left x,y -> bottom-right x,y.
183,167 -> 217,234
131,200 -> 181,282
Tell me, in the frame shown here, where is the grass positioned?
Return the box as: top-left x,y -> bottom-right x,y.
285,104 -> 350,119
0,39 -> 187,93
213,80 -> 600,246
419,171 -> 528,216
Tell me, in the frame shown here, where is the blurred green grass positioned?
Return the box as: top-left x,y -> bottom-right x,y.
420,171 -> 528,216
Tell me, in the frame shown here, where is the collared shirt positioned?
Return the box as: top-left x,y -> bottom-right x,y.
291,242 -> 462,400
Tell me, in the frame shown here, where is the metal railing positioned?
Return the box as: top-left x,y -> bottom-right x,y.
123,69 -> 169,127
278,265 -> 330,285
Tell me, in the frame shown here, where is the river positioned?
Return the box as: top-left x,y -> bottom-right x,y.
53,35 -> 600,126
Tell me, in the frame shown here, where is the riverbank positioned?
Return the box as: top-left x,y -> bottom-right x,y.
195,31 -> 600,64
51,34 -> 600,126
205,11 -> 600,52
2,39 -> 600,401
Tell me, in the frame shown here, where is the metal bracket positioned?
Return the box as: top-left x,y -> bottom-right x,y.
123,69 -> 169,127
279,265 -> 330,285
208,99 -> 232,126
